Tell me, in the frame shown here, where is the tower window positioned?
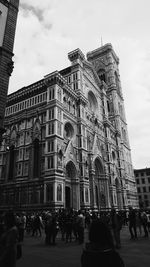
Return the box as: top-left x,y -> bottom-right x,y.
98,69 -> 106,83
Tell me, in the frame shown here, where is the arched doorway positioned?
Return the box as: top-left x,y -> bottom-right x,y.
94,158 -> 107,210
65,161 -> 78,210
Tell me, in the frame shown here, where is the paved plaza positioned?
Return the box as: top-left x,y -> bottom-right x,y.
17,226 -> 150,267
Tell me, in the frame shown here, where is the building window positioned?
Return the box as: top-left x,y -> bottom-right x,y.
73,82 -> 78,90
57,122 -> 62,136
67,76 -> 71,84
141,172 -> 144,176
27,119 -> 32,128
41,142 -> 45,155
48,122 -> 55,135
24,162 -> 29,176
144,195 -> 148,199
49,88 -> 55,100
73,72 -> 78,81
81,188 -> 84,202
57,88 -> 61,101
16,163 -> 22,176
57,184 -> 62,201
57,108 -> 62,121
41,112 -> 46,123
137,188 -> 141,193
19,133 -> 24,146
41,126 -> 46,140
47,140 -> 54,152
136,179 -> 139,184
26,131 -> 31,144
148,178 -> 150,183
0,154 -> 2,164
41,158 -> 45,171
24,147 -> 30,159
142,178 -> 145,184
33,139 -> 40,178
85,188 -> 89,203
143,187 -> 146,193
47,156 -> 54,169
49,108 -> 54,120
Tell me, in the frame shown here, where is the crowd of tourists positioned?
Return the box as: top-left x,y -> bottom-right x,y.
0,206 -> 150,266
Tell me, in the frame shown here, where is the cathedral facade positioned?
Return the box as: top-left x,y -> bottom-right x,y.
0,44 -> 138,211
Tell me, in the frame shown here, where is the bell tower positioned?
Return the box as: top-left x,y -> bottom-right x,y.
87,43 -> 138,208
0,0 -> 19,144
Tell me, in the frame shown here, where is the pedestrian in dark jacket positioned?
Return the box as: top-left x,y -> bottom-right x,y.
128,206 -> 137,240
110,208 -> 122,249
81,219 -> 125,267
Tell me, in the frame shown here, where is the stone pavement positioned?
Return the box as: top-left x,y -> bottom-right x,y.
17,226 -> 150,267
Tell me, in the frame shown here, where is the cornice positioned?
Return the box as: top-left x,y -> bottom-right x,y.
44,70 -> 66,87
6,79 -> 45,106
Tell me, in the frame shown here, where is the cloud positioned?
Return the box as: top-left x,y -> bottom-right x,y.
20,3 -> 44,22
20,2 -> 53,30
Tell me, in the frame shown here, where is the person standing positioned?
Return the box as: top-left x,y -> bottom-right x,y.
128,206 -> 137,240
110,208 -> 122,249
140,210 -> 148,237
18,212 -> 26,242
77,210 -> 85,244
0,211 -> 19,267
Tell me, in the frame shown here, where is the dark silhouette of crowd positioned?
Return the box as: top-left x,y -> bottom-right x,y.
0,207 -> 150,266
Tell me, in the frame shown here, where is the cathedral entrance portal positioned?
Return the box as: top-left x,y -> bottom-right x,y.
65,161 -> 79,210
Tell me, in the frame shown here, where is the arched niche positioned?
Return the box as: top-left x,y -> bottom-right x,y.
88,91 -> 98,113
64,122 -> 74,139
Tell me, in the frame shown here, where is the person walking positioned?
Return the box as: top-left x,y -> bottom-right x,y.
110,208 -> 122,249
135,210 -> 142,236
128,206 -> 137,240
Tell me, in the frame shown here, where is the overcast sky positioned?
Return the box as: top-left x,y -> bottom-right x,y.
9,0 -> 150,169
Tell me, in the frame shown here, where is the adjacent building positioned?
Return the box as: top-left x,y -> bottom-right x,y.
0,0 -> 19,144
134,168 -> 150,209
0,43 -> 138,211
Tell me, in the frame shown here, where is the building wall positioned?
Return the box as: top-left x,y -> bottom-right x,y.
0,44 -> 139,211
0,0 -> 19,143
134,168 -> 150,209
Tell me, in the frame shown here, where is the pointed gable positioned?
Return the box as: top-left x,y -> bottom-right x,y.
83,60 -> 101,86
64,140 -> 76,163
92,133 -> 102,157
